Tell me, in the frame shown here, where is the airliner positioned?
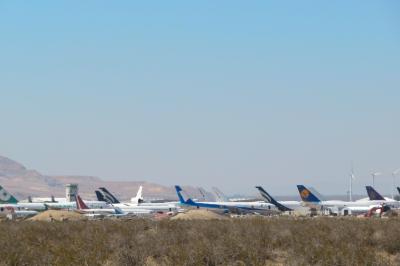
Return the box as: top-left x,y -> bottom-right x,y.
0,185 -> 46,211
0,205 -> 38,218
0,185 -> 111,211
75,195 -> 127,217
364,186 -> 400,206
96,187 -> 177,213
297,185 -> 393,215
255,186 -> 304,212
175,185 -> 278,214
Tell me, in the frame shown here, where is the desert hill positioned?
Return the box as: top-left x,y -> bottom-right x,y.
0,155 -> 206,201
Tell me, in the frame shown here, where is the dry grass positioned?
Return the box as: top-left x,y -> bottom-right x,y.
0,217 -> 400,265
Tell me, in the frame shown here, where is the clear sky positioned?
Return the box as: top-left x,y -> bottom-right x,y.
0,1 -> 399,195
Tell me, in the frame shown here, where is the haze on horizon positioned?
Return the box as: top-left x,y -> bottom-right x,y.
1,1 -> 399,196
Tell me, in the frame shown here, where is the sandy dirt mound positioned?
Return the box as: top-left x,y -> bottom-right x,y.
171,209 -> 226,220
28,210 -> 86,221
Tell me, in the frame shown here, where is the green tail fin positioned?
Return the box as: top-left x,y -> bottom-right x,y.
0,186 -> 19,204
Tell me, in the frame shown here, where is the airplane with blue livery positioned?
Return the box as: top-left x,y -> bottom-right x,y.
175,185 -> 278,214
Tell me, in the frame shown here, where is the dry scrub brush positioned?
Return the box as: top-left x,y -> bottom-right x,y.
0,217 -> 400,265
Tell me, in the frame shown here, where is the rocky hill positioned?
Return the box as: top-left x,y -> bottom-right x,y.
0,155 -> 205,201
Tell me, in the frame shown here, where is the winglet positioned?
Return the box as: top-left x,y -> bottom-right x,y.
366,186 -> 385,201
297,185 -> 321,203
256,186 -> 292,211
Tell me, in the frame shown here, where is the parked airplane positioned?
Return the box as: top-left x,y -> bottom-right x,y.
212,187 -> 228,202
0,205 -> 38,218
175,185 -> 278,214
0,185 -> 46,211
130,186 -> 144,204
75,195 -> 126,217
255,186 -> 303,212
44,198 -> 110,210
96,187 -> 177,213
212,187 -> 259,202
297,185 -> 393,215
364,186 -> 399,206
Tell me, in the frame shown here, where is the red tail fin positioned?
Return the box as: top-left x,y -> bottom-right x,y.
76,195 -> 89,210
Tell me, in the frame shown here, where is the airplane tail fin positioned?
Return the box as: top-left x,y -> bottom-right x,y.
366,186 -> 385,201
256,186 -> 292,212
95,190 -> 106,202
175,185 -> 196,205
131,186 -> 144,204
99,187 -> 120,204
0,185 -> 19,204
397,187 -> 400,195
297,185 -> 321,203
75,195 -> 89,210
212,187 -> 228,202
197,187 -> 207,201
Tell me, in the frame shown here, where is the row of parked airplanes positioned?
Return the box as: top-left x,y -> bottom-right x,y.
0,184 -> 399,218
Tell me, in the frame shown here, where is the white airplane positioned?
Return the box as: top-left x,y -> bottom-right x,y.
44,199 -> 110,210
75,195 -> 127,217
297,185 -> 395,215
0,205 -> 38,218
256,186 -> 305,212
96,186 -> 179,213
212,187 -> 229,202
175,186 -> 278,214
362,186 -> 399,204
0,185 -> 47,211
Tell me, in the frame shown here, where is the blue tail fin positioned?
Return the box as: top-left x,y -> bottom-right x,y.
366,186 -> 385,201
99,187 -> 120,204
175,186 -> 196,205
175,185 -> 187,204
297,185 -> 321,203
397,187 -> 400,195
256,186 -> 292,211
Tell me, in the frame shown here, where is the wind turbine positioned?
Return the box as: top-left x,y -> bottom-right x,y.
392,169 -> 400,199
371,172 -> 382,188
349,163 -> 355,201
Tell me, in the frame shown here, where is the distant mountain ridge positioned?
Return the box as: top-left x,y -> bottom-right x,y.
0,155 -> 195,201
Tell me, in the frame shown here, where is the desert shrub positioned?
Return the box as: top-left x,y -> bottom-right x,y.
0,217 -> 399,265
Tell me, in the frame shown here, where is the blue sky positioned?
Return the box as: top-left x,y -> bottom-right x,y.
0,1 -> 399,195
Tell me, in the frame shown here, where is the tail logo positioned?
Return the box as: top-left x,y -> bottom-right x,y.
300,189 -> 310,199
0,188 -> 11,202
